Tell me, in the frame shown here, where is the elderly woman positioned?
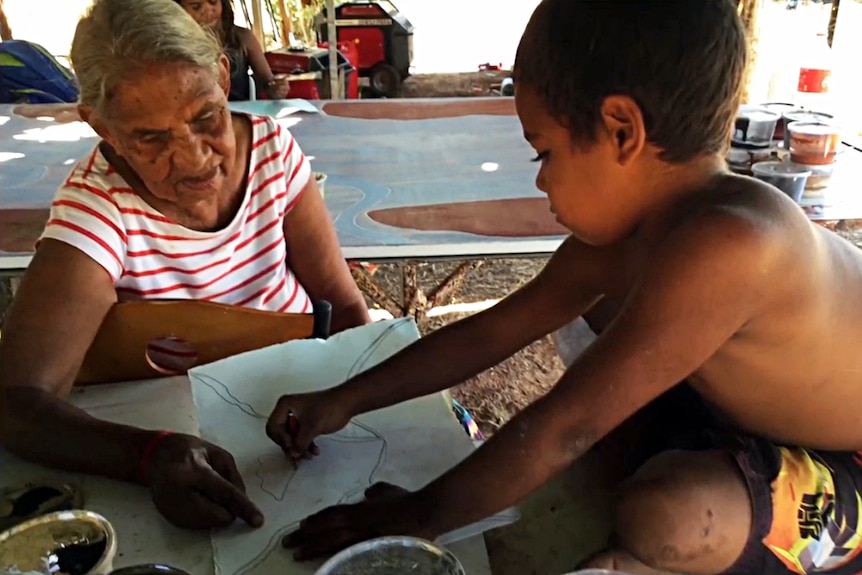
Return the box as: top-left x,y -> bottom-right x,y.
0,0 -> 368,530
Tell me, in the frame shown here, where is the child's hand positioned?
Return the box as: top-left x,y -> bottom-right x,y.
282,482 -> 438,560
266,390 -> 351,460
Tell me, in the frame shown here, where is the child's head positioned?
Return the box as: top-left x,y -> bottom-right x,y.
175,0 -> 235,40
514,0 -> 746,245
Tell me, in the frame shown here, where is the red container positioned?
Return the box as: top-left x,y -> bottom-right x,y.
286,72 -> 321,100
319,41 -> 359,99
265,47 -> 328,75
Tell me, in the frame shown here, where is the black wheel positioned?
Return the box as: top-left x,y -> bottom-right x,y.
369,63 -> 402,98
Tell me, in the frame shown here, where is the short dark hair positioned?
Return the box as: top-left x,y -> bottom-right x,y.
514,0 -> 747,163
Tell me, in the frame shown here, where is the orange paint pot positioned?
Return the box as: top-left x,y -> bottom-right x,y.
788,121 -> 842,165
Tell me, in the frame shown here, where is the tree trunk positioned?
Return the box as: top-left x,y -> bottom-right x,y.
737,0 -> 761,104
828,0 -> 841,47
0,0 -> 13,41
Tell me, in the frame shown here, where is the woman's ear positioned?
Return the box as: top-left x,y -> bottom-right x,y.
79,104 -> 120,152
599,95 -> 647,167
217,53 -> 231,97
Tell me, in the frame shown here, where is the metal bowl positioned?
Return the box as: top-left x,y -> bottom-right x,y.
110,564 -> 191,575
562,570 -> 632,575
315,536 -> 465,575
0,510 -> 117,575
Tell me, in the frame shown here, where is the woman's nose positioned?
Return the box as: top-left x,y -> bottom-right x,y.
171,133 -> 212,172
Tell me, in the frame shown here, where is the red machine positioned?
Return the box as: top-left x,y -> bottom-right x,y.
265,46 -> 357,99
317,0 -> 414,98
319,41 -> 360,100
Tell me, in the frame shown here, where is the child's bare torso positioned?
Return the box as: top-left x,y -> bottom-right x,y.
572,176 -> 862,451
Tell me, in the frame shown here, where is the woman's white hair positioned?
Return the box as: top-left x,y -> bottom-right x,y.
71,0 -> 222,116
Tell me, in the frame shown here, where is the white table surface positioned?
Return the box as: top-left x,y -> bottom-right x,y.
0,357 -> 492,574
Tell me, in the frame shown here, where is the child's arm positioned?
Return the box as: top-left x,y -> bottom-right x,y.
267,237 -> 603,453
287,212 -> 776,558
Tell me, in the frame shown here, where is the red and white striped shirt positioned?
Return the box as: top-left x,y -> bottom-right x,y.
40,114 -> 313,313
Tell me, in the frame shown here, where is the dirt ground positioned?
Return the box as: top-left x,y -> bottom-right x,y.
360,257 -> 562,436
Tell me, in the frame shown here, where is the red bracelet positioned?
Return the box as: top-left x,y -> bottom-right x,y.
139,430 -> 174,486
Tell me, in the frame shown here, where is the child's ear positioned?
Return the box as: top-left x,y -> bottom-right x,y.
600,95 -> 646,166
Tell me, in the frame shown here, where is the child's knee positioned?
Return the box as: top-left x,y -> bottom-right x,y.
611,450 -> 752,573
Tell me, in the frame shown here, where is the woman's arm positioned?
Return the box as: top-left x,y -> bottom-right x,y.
282,176 -> 370,333
1,240 -> 264,529
238,27 -> 289,99
0,240 -> 156,480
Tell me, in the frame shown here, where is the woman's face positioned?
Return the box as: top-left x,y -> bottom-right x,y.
179,0 -> 223,29
85,57 -> 237,207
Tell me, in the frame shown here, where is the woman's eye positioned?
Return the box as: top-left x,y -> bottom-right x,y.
139,132 -> 169,146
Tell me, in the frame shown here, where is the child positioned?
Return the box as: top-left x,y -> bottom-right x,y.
269,1 -> 862,574
174,0 -> 289,100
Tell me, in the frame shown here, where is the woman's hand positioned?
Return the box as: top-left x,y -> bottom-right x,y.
266,390 -> 353,460
282,482 -> 439,561
145,433 -> 264,530
267,74 -> 290,99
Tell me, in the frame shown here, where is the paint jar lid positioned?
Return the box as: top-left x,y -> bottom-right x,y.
751,161 -> 812,177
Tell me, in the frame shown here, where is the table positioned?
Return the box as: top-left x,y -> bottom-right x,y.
0,99 -> 570,316
3,100 -> 862,316
0,99 -> 567,269
0,321 -> 493,575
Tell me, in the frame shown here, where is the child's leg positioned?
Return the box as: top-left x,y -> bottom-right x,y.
583,438 -> 862,575
582,449 -> 752,575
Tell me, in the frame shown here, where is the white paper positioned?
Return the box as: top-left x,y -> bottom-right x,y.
189,318 -> 507,575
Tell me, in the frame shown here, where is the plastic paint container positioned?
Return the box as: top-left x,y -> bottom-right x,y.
752,161 -> 812,202
761,102 -> 803,142
797,161 -> 838,194
726,144 -> 779,175
782,110 -> 834,149
787,121 -> 842,165
733,105 -> 781,148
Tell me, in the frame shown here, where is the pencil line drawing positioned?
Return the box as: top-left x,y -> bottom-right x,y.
252,419 -> 386,504
193,320 -> 412,575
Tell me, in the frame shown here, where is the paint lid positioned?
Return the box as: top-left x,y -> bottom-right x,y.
788,160 -> 837,177
761,102 -> 802,115
751,161 -> 812,177
783,110 -> 833,124
787,121 -> 841,137
737,105 -> 781,122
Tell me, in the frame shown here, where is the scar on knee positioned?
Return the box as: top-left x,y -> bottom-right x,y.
659,544 -> 683,563
660,542 -> 716,565
701,508 -> 715,538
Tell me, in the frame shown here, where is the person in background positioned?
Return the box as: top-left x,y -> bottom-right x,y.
0,0 -> 368,531
175,0 -> 290,100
